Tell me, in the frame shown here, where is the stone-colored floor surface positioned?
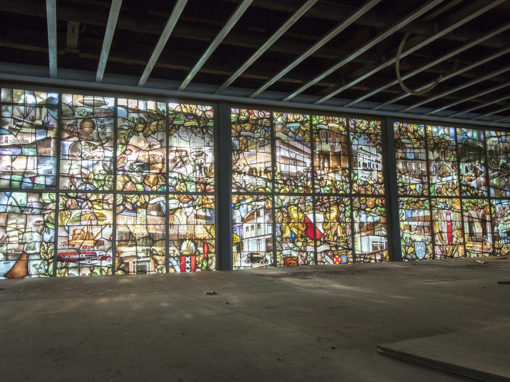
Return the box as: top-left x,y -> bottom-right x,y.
1,257 -> 509,381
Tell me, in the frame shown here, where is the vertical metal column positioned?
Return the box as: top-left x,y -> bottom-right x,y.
111,96 -> 118,275
383,117 -> 402,262
215,102 -> 233,270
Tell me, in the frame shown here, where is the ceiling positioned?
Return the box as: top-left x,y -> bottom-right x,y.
0,0 -> 509,126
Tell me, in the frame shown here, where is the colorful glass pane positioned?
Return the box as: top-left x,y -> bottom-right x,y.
394,122 -> 428,196
116,98 -> 166,191
487,131 -> 510,197
312,115 -> 349,194
399,198 -> 432,260
232,194 -> 273,269
352,197 -> 387,262
427,125 -> 459,196
168,103 -> 215,193
275,195 -> 315,266
231,108 -> 272,193
168,194 -> 215,272
431,198 -> 464,258
492,199 -> 510,256
60,94 -> 114,190
315,196 -> 352,265
462,199 -> 492,257
274,112 -> 312,193
350,118 -> 384,195
457,128 -> 487,197
0,88 -> 58,189
116,194 -> 166,275
0,192 -> 55,278
57,193 -> 113,276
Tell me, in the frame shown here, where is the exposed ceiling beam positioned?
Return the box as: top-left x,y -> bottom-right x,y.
475,105 -> 510,119
401,65 -> 510,112
449,95 -> 510,117
249,0 -> 381,98
46,0 -> 57,78
343,14 -> 510,106
138,0 -> 188,86
4,0 -> 508,50
1,61 -> 509,130
422,82 -> 510,116
282,0 -> 446,102
215,0 -> 318,95
375,48 -> 510,111
495,115 -> 510,122
178,0 -> 253,91
222,0 -> 509,49
316,1 -> 509,105
96,0 -> 122,82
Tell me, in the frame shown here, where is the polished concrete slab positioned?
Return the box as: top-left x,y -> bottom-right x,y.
1,257 -> 509,381
379,325 -> 510,381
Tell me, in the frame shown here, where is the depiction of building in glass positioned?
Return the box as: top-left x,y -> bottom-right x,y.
0,86 -> 509,278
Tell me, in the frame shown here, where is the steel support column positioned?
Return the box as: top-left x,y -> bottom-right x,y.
383,117 -> 402,261
215,102 -> 233,270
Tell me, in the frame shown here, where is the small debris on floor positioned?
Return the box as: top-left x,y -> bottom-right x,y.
475,260 -> 486,264
205,290 -> 218,295
495,257 -> 508,260
497,281 -> 510,285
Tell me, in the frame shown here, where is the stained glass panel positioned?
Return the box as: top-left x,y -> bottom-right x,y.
168,194 -> 215,272
427,125 -> 459,196
116,98 -> 167,191
275,195 -> 315,266
57,193 -> 113,276
0,88 -> 58,189
231,108 -> 272,193
315,196 -> 352,265
463,199 -> 492,257
353,197 -> 387,262
274,112 -> 312,193
0,192 -> 55,278
168,103 -> 215,193
116,194 -> 166,275
487,131 -> 510,197
60,94 -> 114,190
457,128 -> 487,197
431,198 -> 464,258
232,194 -> 273,269
350,118 -> 384,195
312,115 -> 349,194
492,199 -> 510,256
399,198 -> 432,260
394,122 -> 428,196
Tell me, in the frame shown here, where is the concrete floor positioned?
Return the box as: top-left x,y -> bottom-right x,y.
1,258 -> 509,382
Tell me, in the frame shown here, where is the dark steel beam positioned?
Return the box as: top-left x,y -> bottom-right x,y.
1,61 -> 509,129
401,65 -> 510,113
343,18 -> 510,107
96,0 -> 122,82
138,0 -> 188,86
46,0 -> 57,78
215,0 -> 318,95
475,105 -> 510,119
282,0 -> 445,102
448,95 -> 510,118
249,0 -> 381,98
316,4 -> 509,105
424,82 -> 510,116
178,0 -> 253,90
376,46 -> 510,111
